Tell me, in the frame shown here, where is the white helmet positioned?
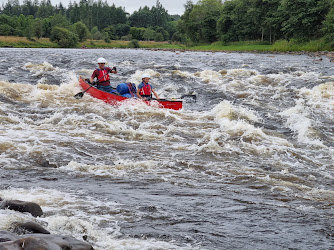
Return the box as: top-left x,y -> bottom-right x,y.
141,73 -> 150,79
97,57 -> 107,64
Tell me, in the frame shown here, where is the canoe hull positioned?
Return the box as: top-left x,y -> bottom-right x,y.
78,77 -> 183,110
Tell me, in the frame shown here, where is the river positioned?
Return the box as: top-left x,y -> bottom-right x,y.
0,48 -> 333,250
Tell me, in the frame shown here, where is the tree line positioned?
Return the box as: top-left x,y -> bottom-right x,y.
179,0 -> 334,48
1,0 -> 334,48
0,0 -> 180,47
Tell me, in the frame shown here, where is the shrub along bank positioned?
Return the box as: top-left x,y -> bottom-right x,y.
0,36 -> 332,56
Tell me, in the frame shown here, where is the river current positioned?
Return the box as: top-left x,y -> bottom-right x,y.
0,48 -> 333,249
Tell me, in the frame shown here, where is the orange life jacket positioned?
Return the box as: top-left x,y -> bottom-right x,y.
139,82 -> 152,96
97,68 -> 110,84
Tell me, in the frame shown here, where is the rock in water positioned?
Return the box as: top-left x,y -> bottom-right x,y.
0,200 -> 43,217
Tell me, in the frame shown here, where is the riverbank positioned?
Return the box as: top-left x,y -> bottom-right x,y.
1,36 -> 333,61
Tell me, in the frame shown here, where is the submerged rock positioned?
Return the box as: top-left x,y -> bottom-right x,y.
13,221 -> 50,234
0,231 -> 94,250
0,200 -> 43,217
0,200 -> 94,249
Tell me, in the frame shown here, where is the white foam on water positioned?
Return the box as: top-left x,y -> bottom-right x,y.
189,100 -> 292,156
119,60 -> 135,66
210,101 -> 266,144
194,69 -> 223,84
62,159 -> 157,177
0,188 -> 192,250
23,61 -> 62,77
257,174 -> 334,203
127,69 -> 161,86
171,70 -> 194,79
280,99 -> 324,147
299,81 -> 334,110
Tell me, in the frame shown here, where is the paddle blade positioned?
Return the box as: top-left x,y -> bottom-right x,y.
74,92 -> 84,99
180,94 -> 197,102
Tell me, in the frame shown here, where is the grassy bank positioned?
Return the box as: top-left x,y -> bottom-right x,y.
0,36 -> 332,53
189,39 -> 332,52
0,36 -> 57,48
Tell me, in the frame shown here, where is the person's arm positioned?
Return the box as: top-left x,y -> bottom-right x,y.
136,87 -> 143,99
90,70 -> 97,83
152,89 -> 160,100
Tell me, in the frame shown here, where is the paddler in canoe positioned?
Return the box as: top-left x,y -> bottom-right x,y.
89,57 -> 117,93
136,73 -> 160,100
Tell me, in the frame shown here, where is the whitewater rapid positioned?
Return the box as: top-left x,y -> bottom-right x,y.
0,48 -> 333,249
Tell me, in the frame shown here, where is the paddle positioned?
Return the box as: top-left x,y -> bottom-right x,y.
147,94 -> 197,102
180,94 -> 197,102
74,82 -> 95,99
74,74 -> 108,99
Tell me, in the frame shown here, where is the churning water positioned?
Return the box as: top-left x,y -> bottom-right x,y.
0,48 -> 333,249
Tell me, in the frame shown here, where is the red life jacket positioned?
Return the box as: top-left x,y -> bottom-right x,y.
139,82 -> 152,96
97,68 -> 110,85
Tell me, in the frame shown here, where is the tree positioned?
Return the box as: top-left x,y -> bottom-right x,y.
180,0 -> 222,43
114,23 -> 131,38
55,2 -> 65,15
32,18 -> 44,38
154,32 -> 163,41
36,0 -> 54,18
151,0 -> 169,28
165,20 -> 178,40
217,0 -> 281,43
178,0 -> 194,41
22,0 -> 38,16
322,7 -> 334,48
42,17 -> 52,37
277,0 -> 331,41
72,21 -> 88,41
67,2 -> 80,24
154,26 -> 169,40
50,13 -> 71,30
171,31 -> 182,42
0,23 -> 15,35
129,27 -> 146,40
0,14 -> 16,36
143,28 -> 155,41
2,0 -> 22,16
103,25 -> 116,40
50,26 -> 78,47
91,26 -> 102,40
129,6 -> 153,28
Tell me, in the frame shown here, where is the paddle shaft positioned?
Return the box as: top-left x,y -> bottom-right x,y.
74,73 -> 109,98
147,94 -> 196,101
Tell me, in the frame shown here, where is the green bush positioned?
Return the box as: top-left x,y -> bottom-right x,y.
121,35 -> 130,41
50,26 -> 78,48
154,32 -> 164,42
129,39 -> 139,48
103,31 -> 110,43
72,21 -> 89,42
0,24 -> 14,36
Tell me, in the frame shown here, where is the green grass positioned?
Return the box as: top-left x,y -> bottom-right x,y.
0,36 -> 57,48
189,41 -> 272,51
271,39 -> 332,52
0,36 -> 332,53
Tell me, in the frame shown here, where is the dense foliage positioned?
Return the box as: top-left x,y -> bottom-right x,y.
180,0 -> 333,46
0,0 -> 178,47
1,0 -> 334,48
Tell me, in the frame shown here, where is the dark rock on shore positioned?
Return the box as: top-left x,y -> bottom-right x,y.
0,200 -> 43,217
13,222 -> 50,234
0,231 -> 94,249
0,199 -> 94,249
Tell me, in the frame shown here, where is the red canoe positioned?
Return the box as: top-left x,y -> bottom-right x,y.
78,76 -> 183,110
